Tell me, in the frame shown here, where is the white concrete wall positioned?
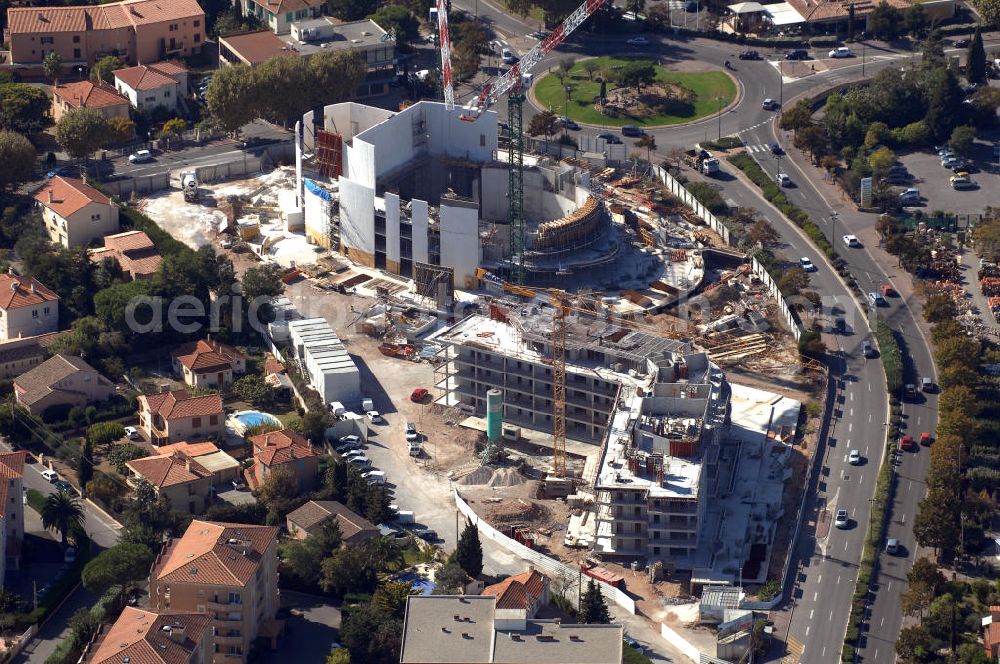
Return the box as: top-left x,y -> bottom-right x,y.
385,191 -> 401,268
0,301 -> 58,341
411,199 -> 429,264
424,103 -> 498,161
480,166 -> 507,222
338,178 -> 375,259
439,200 -> 480,289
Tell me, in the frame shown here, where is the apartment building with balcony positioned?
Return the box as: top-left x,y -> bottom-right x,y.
432,307 -> 689,443
80,607 -> 213,664
0,274 -> 59,342
137,389 -> 224,446
150,520 -> 280,664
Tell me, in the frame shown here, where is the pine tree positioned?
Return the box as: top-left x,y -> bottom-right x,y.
967,26 -> 987,84
580,579 -> 611,624
455,520 -> 483,578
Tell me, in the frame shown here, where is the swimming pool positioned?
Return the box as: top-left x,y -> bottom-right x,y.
233,410 -> 281,429
394,572 -> 435,596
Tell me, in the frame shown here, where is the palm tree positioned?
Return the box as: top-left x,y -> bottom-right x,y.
41,491 -> 85,547
367,536 -> 404,572
42,51 -> 64,86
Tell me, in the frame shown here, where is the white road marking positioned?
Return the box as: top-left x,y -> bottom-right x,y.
805,625 -> 810,636
881,617 -> 885,627
809,609 -> 814,620
908,481 -> 912,492
817,575 -> 822,584
869,413 -> 873,423
850,408 -> 854,416
813,591 -> 818,602
865,445 -> 869,455
850,392 -> 854,402
887,582 -> 892,592
848,422 -> 853,432
868,383 -> 872,392
836,575 -> 840,585
845,540 -> 849,550
829,610 -> 834,620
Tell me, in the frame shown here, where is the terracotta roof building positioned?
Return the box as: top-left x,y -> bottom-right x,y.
113,60 -> 188,112
482,569 -> 549,617
155,441 -> 242,487
985,606 -> 1000,661
13,354 -> 116,416
35,176 -> 120,248
150,521 -> 281,661
0,332 -> 68,380
0,274 -> 59,342
137,389 -> 225,446
0,451 -> 27,587
286,500 -> 378,543
81,607 -> 213,664
126,451 -> 214,514
88,230 -> 162,280
7,0 -> 207,67
246,428 -> 319,492
218,30 -> 299,67
237,0 -> 324,35
171,339 -> 246,388
50,81 -> 130,121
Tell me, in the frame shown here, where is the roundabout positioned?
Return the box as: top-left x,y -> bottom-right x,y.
533,56 -> 737,128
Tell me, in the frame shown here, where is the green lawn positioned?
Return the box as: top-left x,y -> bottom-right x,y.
534,56 -> 736,127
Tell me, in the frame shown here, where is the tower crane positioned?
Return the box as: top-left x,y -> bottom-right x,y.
437,0 -> 608,478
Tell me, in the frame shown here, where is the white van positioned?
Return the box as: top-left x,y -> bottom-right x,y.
408,441 -> 422,457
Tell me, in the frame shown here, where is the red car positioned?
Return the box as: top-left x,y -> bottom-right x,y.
410,388 -> 429,403
900,435 -> 916,451
919,432 -> 933,446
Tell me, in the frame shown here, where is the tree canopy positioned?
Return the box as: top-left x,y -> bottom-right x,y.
55,108 -> 111,162
455,520 -> 483,578
0,84 -> 53,134
0,131 -> 36,192
82,542 -> 155,595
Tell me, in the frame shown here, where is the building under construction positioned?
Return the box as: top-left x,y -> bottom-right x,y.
296,100 -> 687,294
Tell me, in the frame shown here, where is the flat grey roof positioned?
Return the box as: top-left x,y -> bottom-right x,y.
288,318 -> 359,376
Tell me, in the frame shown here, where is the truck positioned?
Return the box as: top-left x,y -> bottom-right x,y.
700,157 -> 720,175
361,397 -> 374,412
180,171 -> 198,202
328,401 -> 346,417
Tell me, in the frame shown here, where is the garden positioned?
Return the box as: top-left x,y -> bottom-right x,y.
534,56 -> 736,127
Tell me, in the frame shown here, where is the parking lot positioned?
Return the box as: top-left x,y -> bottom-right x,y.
898,136 -> 1000,213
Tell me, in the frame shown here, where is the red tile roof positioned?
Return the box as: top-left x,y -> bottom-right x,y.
88,230 -> 162,279
35,176 -> 113,219
140,389 -> 223,421
8,0 -> 205,34
263,358 -> 285,375
286,500 -> 377,542
84,607 -> 212,664
127,452 -> 211,488
13,354 -> 110,407
113,64 -> 180,91
250,428 -> 315,466
172,339 -> 244,373
0,274 -> 59,310
482,569 -> 548,611
153,520 -> 278,587
51,81 -> 129,111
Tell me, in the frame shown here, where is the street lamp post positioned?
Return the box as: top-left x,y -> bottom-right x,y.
717,96 -> 724,141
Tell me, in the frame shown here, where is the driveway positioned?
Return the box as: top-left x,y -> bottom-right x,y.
265,590 -> 341,663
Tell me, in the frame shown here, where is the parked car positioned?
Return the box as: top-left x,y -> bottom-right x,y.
339,434 -> 361,445
886,538 -> 901,555
770,142 -> 784,155
843,234 -> 861,248
626,36 -> 649,46
834,318 -> 846,333
919,432 -> 934,446
621,125 -> 645,137
951,175 -> 977,190
867,291 -> 887,306
53,480 -> 73,493
597,132 -> 622,144
347,455 -> 371,467
899,188 -> 920,204
920,376 -> 935,392
415,528 -> 439,542
128,149 -> 153,163
829,46 -> 852,58
335,441 -> 360,454
880,284 -> 897,297
124,426 -> 140,440
785,49 -> 809,60
405,422 -> 419,442
904,383 -> 918,400
761,98 -> 781,111
900,435 -> 916,451
410,388 -> 429,402
799,257 -> 816,272
342,449 -> 366,459
738,49 -> 761,60
863,340 -> 876,358
366,410 -> 382,423
941,156 -> 962,168
834,509 -> 849,529
559,116 -> 580,130
953,38 -> 970,48
501,48 -> 516,64
848,449 -> 862,465
41,469 -> 58,482
361,470 -> 386,484
623,635 -> 643,652
776,173 -> 792,187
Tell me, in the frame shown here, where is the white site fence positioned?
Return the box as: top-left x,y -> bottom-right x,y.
455,490 -> 636,615
651,164 -> 802,341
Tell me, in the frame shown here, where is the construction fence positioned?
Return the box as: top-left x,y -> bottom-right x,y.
454,490 -> 636,615
650,165 -> 803,341
102,173 -> 171,198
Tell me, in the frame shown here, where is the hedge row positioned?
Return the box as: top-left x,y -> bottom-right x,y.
700,136 -> 744,151
727,153 -> 835,258
842,321 -> 901,660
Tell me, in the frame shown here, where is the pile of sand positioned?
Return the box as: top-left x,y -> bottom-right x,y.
487,467 -> 527,487
457,465 -> 495,485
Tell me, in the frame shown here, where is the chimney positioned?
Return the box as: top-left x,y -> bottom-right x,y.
30,283 -> 36,294
167,625 -> 186,643
185,457 -> 192,472
48,189 -> 54,204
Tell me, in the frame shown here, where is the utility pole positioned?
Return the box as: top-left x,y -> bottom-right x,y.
717,96 -> 723,140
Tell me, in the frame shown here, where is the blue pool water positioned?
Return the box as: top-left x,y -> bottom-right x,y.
234,411 -> 280,428
394,572 -> 435,596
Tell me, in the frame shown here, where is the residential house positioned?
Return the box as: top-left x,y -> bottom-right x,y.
156,441 -> 241,487
88,230 -> 162,280
80,607 -> 213,664
0,332 -> 68,380
0,274 -> 59,341
35,176 -> 120,249
399,595 -> 624,664
6,0 -> 206,67
482,569 -> 550,618
171,339 -> 246,389
246,428 -> 318,491
13,354 -> 116,417
149,520 -> 281,663
285,500 -> 378,544
0,451 -> 27,587
985,606 -> 1000,662
126,451 -> 214,514
50,80 -> 131,122
218,30 -> 299,68
137,389 -> 225,446
113,60 -> 187,112
238,0 -> 324,35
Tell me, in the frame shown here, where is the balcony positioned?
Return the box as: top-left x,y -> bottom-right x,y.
207,600 -> 243,613
214,635 -> 245,647
213,617 -> 242,631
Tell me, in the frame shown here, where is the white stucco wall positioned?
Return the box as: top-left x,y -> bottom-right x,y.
439,199 -> 480,289
338,178 -> 375,259
411,199 -> 429,264
384,192 -> 401,268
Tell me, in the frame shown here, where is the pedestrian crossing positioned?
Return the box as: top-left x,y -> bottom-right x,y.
746,143 -> 775,154
782,636 -> 805,663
